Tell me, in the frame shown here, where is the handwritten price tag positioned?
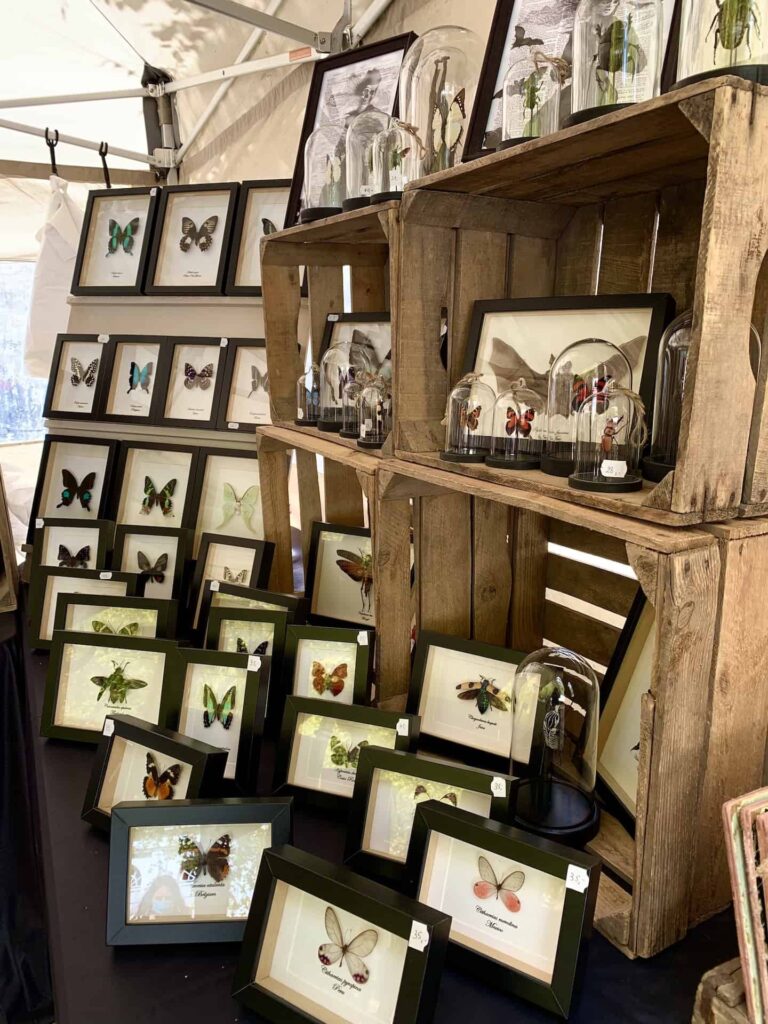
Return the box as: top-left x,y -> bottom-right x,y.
228,422 -> 240,430
99,571 -> 112,581
357,630 -> 369,646
97,333 -> 110,344
35,518 -> 44,529
396,718 -> 410,737
490,776 -> 507,798
566,864 -> 590,893
600,459 -> 628,479
408,921 -> 429,952
102,718 -> 115,737
247,655 -> 262,673
220,338 -> 229,347
210,580 -> 220,591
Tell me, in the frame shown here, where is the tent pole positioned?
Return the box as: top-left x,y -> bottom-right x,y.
182,0 -> 329,50
0,117 -> 160,166
351,0 -> 397,44
163,47 -> 321,97
0,88 -> 146,110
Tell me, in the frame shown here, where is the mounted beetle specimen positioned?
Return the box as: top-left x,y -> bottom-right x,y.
707,0 -> 761,62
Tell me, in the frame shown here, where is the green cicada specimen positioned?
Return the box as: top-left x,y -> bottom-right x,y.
593,15 -> 646,104
455,676 -> 511,715
707,0 -> 761,63
521,70 -> 545,137
91,660 -> 147,703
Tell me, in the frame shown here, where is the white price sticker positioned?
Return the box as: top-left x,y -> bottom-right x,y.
601,459 -> 628,479
220,338 -> 228,347
566,864 -> 590,893
360,184 -> 374,198
228,422 -> 240,430
97,333 -> 110,344
210,580 -> 220,591
99,571 -> 112,581
328,314 -> 339,322
490,776 -> 507,798
150,187 -> 158,196
296,408 -> 304,420
35,518 -> 44,529
408,921 -> 429,952
396,718 -> 410,737
247,655 -> 262,673
102,718 -> 115,737
357,630 -> 369,646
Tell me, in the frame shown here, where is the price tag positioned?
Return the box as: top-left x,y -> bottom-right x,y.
97,333 -> 110,344
220,338 -> 228,347
396,718 -> 410,737
210,580 -> 220,591
360,184 -> 374,198
328,314 -> 339,322
35,518 -> 44,529
228,422 -> 240,430
99,571 -> 112,581
247,655 -> 262,673
102,718 -> 115,737
490,776 -> 507,798
390,170 -> 403,192
566,864 -> 590,893
150,187 -> 158,196
601,459 -> 628,479
296,408 -> 304,420
357,630 -> 369,646
408,921 -> 429,952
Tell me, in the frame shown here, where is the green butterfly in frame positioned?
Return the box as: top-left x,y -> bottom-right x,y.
141,477 -> 177,518
202,683 -> 236,729
218,482 -> 260,532
107,217 -> 140,256
91,660 -> 147,703
92,619 -> 139,637
328,735 -> 367,770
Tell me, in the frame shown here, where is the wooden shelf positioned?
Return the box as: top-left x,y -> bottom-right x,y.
269,422 -> 385,459
264,201 -> 397,247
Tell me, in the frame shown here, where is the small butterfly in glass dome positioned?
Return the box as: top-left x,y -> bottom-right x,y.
505,407 -> 535,437
318,906 -> 378,985
455,675 -> 510,716
473,855 -> 524,913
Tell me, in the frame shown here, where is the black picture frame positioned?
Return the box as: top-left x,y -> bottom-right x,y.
28,566 -> 141,650
463,293 -> 675,439
81,714 -> 228,832
232,844 -> 450,1023
107,797 -> 294,945
225,180 -> 296,296
164,648 -> 270,791
284,34 -> 416,227
27,434 -> 119,542
274,696 -> 419,813
71,186 -> 160,296
109,440 -> 200,532
31,516 -> 112,572
215,337 -> 270,433
157,336 -> 229,429
190,532 -> 274,630
305,521 -> 374,628
189,446 -> 262,556
406,630 -> 526,773
42,333 -> 110,420
198,580 -> 306,647
205,605 -> 288,663
97,334 -> 172,425
405,801 -> 601,1018
112,524 -> 191,603
316,312 -> 392,364
345,746 -> 515,887
53,593 -> 178,640
41,631 -> 179,744
144,182 -> 239,296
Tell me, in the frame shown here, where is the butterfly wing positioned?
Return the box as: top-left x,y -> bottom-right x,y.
195,216 -> 218,252
107,219 -> 121,255
183,363 -> 198,390
328,735 -> 347,766
261,218 -> 277,235
336,551 -> 367,582
239,485 -> 260,529
178,835 -> 205,881
139,362 -> 153,393
328,664 -> 347,697
445,89 -> 466,153
318,906 -> 344,966
141,477 -> 157,515
57,468 -> 78,508
499,869 -> 525,912
248,366 -> 261,397
500,869 -> 525,892
137,550 -> 151,574
219,482 -> 237,528
151,552 -> 169,582
91,676 -> 109,701
473,855 -> 500,900
122,217 -> 140,253
196,363 -> 215,391
155,762 -> 182,800
118,622 -> 139,637
70,358 -> 85,386
142,752 -> 160,798
205,834 -> 231,882
254,640 -> 268,655
180,216 -> 197,253
91,621 -> 113,634
82,359 -> 99,388
76,472 -> 96,510
431,103 -> 445,155
57,544 -> 74,567
72,545 -> 91,568
203,683 -> 217,728
157,479 -> 176,518
343,928 -> 378,984
127,362 -> 140,393
312,660 -> 328,695
236,637 -> 248,654
218,686 -> 236,730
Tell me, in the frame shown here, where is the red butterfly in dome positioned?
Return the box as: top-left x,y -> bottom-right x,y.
572,375 -> 610,412
473,855 -> 525,913
505,407 -> 535,437
460,405 -> 482,431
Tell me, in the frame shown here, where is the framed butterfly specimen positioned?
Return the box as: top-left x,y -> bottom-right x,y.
81,714 -> 227,832
273,696 -> 418,812
145,182 -> 239,296
232,845 -> 450,1024
112,442 -> 198,531
30,517 -> 111,573
190,448 -> 263,554
53,593 -> 177,642
190,533 -> 274,632
305,522 -> 375,628
28,566 -> 139,649
205,606 -> 288,669
345,746 -> 513,887
41,631 -> 178,742
161,339 -> 227,428
216,337 -> 271,431
407,631 -> 526,772
199,581 -> 305,652
99,336 -> 171,423
44,334 -> 107,419
28,436 -> 117,541
280,624 -> 373,721
107,797 -> 293,945
225,180 -> 299,296
165,647 -> 270,788
407,801 -> 600,1018
71,186 -> 159,295
112,525 -> 190,602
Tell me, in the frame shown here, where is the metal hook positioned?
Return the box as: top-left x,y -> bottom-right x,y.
98,141 -> 112,189
44,128 -> 59,175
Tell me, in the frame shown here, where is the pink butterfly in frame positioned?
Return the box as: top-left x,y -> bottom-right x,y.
472,855 -> 525,913
318,906 -> 378,984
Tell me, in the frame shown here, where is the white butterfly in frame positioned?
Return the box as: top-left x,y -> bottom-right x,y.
317,906 -> 378,985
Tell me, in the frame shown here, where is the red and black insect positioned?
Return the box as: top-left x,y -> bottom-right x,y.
505,407 -> 536,437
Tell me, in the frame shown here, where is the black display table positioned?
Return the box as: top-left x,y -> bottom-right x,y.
23,639 -> 737,1024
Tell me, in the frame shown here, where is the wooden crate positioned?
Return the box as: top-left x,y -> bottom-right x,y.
256,426 -> 413,702
375,457 -> 768,959
391,75 -> 768,525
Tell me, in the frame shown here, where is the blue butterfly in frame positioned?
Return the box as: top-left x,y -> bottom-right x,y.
127,361 -> 154,395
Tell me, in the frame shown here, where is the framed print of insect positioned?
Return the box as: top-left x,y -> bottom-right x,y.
233,845 -> 450,1024
305,522 -> 375,628
345,746 -> 513,887
41,631 -> 178,743
190,534 -> 274,632
144,183 -> 239,296
407,801 -> 600,1018
53,593 -> 177,641
111,442 -> 198,531
28,436 -> 118,541
165,647 -> 269,789
28,566 -> 139,650
30,517 -> 111,573
99,336 -> 171,424
273,696 -> 418,812
160,338 -> 227,429
81,714 -> 227,832
107,797 -> 293,945
406,630 -> 526,772
216,338 -> 271,432
43,334 -> 107,419
112,524 -> 189,602
225,181 -> 297,296
71,186 -> 159,296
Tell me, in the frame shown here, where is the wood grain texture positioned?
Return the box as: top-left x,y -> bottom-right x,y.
261,263 -> 302,422
555,205 -> 602,295
449,229 -> 508,384
307,265 -> 344,362
598,193 -> 657,293
508,236 -> 557,299
295,448 -> 321,569
626,543 -> 659,602
587,811 -> 635,885
743,250 -> 768,505
350,264 -> 388,312
543,601 -> 621,667
371,482 -> 413,701
594,874 -> 634,953
261,201 -> 395,246
417,493 -> 471,637
509,510 -> 548,651
324,460 -> 365,527
650,180 -> 705,310
258,448 -> 294,593
471,498 -> 511,645
547,554 -> 637,617
692,960 -> 749,1024
633,544 -> 720,956
399,188 -> 573,236
549,520 -> 631,564
631,689 -> 656,952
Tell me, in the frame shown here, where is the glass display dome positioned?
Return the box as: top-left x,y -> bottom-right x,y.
441,374 -> 496,463
339,376 -> 365,438
541,338 -> 632,477
486,378 -> 546,470
345,111 -> 390,211
371,120 -> 417,202
510,646 -> 601,846
569,381 -> 647,492
318,343 -> 376,432
676,0 -> 768,86
570,0 -> 663,125
301,123 -> 347,223
295,363 -> 321,427
500,51 -> 567,147
358,377 -> 392,449
399,26 -> 485,177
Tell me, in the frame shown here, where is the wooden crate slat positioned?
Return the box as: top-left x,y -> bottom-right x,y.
594,874 -> 634,954
508,235 -> 557,299
555,205 -> 602,296
307,265 -> 344,361
509,509 -> 548,652
547,554 -> 638,618
587,810 -> 635,886
449,228 -> 508,384
418,493 -> 471,637
649,180 -> 705,310
258,448 -> 294,593
295,448 -> 322,569
743,254 -> 768,506
548,519 -> 631,565
471,498 -> 511,645
261,262 -> 303,422
323,461 -> 366,527
598,193 -> 658,294
371,480 -> 412,701
543,600 -> 621,667
350,263 -> 388,312
261,201 -> 395,246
